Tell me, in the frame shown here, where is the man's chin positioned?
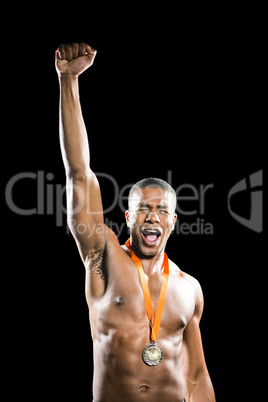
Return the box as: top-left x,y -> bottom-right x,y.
136,234 -> 164,257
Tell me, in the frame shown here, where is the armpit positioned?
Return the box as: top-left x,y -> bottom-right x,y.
87,246 -> 105,280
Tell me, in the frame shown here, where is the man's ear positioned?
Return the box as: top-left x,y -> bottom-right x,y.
125,210 -> 131,227
172,214 -> 177,230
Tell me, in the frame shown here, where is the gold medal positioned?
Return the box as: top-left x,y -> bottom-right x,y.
125,239 -> 169,366
142,342 -> 164,366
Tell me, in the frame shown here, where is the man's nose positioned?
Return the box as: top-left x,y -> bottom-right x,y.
145,211 -> 160,223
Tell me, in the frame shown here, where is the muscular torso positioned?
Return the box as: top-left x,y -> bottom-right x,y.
85,231 -> 196,402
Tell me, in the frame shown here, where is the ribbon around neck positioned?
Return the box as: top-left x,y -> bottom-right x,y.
125,238 -> 169,342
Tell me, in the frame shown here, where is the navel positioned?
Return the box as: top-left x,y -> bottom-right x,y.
115,296 -> 125,306
139,385 -> 149,393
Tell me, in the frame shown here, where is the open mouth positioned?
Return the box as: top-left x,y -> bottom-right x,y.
141,228 -> 161,245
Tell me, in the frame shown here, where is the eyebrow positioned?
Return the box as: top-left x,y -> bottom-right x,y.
138,203 -> 169,210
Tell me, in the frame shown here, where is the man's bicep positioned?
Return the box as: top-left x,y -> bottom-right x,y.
183,317 -> 206,371
66,170 -> 105,253
182,281 -> 215,401
182,279 -> 207,379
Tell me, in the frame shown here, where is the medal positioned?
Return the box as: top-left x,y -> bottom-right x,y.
125,238 -> 169,366
142,341 -> 164,366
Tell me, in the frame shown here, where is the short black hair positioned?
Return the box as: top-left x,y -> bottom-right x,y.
128,177 -> 176,212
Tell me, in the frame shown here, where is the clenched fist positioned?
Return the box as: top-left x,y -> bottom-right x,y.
55,42 -> 97,77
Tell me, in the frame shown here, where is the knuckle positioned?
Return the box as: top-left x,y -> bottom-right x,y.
79,42 -> 87,54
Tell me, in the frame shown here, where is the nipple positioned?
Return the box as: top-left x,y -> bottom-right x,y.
115,296 -> 125,305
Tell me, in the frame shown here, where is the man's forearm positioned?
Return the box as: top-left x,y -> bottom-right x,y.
59,74 -> 90,176
186,375 -> 216,402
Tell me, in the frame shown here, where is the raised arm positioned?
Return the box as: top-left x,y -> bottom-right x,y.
55,43 -> 105,262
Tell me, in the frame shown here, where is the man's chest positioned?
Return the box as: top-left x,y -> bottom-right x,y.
91,261 -> 195,335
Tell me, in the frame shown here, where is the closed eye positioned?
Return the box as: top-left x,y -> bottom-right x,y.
159,209 -> 169,214
138,208 -> 149,212
137,204 -> 150,212
157,205 -> 170,214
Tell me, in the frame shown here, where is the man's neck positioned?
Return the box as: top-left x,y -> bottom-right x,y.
130,243 -> 165,276
139,253 -> 165,276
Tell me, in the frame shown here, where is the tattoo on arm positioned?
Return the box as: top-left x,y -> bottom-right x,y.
88,247 -> 105,280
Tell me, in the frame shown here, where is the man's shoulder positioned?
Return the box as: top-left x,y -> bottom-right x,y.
180,270 -> 204,315
169,260 -> 203,299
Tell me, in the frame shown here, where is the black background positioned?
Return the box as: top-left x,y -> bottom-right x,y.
4,7 -> 265,402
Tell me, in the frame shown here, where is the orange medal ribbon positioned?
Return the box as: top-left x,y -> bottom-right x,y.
125,238 -> 169,342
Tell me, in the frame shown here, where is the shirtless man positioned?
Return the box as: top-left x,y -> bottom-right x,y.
55,42 -> 216,402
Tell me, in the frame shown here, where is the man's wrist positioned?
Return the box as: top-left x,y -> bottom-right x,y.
58,73 -> 79,85
59,73 -> 80,102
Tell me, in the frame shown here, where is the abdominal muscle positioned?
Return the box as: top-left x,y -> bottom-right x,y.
91,326 -> 185,402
